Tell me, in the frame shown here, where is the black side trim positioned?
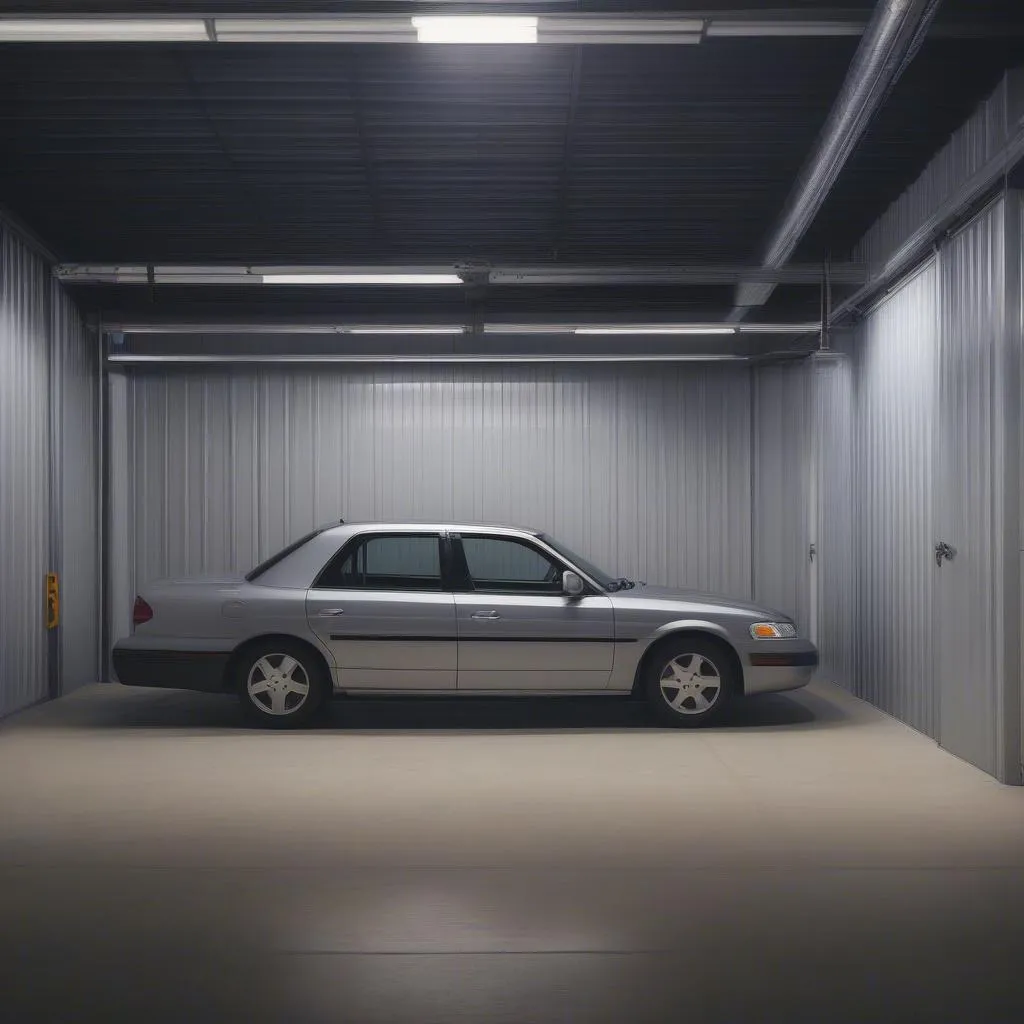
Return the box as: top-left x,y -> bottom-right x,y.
112,648 -> 230,693
330,634 -> 633,643
748,650 -> 819,668
331,635 -> 456,642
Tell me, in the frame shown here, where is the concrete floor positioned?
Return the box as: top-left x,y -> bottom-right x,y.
1,681 -> 1023,1023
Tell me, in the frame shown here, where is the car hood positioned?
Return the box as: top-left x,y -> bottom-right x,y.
610,583 -> 788,620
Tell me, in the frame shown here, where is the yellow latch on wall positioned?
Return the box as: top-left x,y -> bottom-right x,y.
46,573 -> 60,630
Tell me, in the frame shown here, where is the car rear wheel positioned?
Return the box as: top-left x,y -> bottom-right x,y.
237,642 -> 327,728
644,637 -> 734,728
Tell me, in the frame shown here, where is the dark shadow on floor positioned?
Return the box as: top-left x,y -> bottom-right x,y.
7,683 -> 854,734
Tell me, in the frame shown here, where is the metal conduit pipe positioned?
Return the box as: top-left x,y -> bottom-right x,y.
729,0 -> 944,320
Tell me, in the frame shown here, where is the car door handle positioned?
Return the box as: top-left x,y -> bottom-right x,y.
471,611 -> 501,620
317,608 -> 345,616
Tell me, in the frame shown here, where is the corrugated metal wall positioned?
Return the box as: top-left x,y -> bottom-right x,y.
1016,192 -> 1024,786
819,197 -> 1023,782
752,361 -> 810,630
809,350 -> 856,690
855,69 -> 1024,270
0,221 -> 98,717
54,283 -> 99,693
107,371 -> 133,679
116,364 -> 754,636
934,200 -> 1018,780
0,224 -> 51,717
848,261 -> 939,736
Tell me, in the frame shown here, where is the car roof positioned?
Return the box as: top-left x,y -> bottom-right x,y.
318,520 -> 541,537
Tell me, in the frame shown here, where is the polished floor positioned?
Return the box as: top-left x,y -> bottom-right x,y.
1,680 -> 1023,1023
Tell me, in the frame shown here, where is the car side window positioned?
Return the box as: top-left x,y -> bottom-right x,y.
315,534 -> 442,591
460,536 -> 563,594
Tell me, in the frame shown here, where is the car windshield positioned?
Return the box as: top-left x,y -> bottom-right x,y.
538,534 -> 620,592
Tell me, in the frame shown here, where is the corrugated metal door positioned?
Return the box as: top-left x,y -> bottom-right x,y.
752,361 -> 811,631
842,262 -> 939,735
54,283 -> 99,692
934,199 -> 1015,779
810,350 -> 856,690
0,224 -> 51,717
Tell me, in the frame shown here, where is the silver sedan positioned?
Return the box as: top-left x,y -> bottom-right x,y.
113,521 -> 817,728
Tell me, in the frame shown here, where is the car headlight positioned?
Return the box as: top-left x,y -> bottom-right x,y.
750,621 -> 798,639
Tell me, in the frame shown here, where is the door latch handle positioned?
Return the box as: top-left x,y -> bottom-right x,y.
317,608 -> 345,616
934,541 -> 957,567
471,611 -> 501,620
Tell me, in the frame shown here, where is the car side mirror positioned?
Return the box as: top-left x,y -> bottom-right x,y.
562,570 -> 585,598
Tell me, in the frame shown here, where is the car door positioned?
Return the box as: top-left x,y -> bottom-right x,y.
306,531 -> 456,690
451,533 -> 615,691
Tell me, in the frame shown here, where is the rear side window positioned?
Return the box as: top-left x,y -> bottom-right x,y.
246,529 -> 322,582
315,534 -> 442,591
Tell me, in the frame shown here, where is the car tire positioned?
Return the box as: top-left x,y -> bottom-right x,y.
236,641 -> 328,728
644,636 -> 735,728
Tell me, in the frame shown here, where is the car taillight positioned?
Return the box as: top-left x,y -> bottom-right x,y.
133,596 -> 153,627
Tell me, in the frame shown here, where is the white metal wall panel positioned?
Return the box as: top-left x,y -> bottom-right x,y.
934,200 -> 1018,779
107,371 -> 133,678
856,69 -> 1024,270
1017,192 -> 1024,785
810,350 -> 857,690
0,224 -> 50,717
752,361 -> 810,629
850,261 -> 938,736
119,365 -> 754,628
54,283 -> 99,692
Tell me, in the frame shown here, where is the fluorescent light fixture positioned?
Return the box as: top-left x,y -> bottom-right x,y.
706,20 -> 865,38
539,17 -> 702,45
738,323 -> 821,333
260,273 -> 462,285
347,326 -> 465,335
412,16 -> 538,45
484,324 -> 565,335
0,18 -> 209,42
574,326 -> 737,335
110,354 -> 747,365
214,18 -> 416,43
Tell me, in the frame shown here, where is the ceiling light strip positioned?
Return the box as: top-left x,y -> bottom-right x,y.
0,15 -> 869,45
575,326 -> 737,336
214,18 -> 417,43
110,322 -> 818,336
412,16 -> 537,45
109,353 -> 748,365
485,323 -> 820,335
0,18 -> 210,42
705,21 -> 866,38
260,273 -> 462,285
107,323 -> 466,334
347,326 -> 466,335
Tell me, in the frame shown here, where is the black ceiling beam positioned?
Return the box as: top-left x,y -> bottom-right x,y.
550,45 -> 582,261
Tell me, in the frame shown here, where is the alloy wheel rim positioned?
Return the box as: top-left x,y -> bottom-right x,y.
246,654 -> 310,716
659,653 -> 721,715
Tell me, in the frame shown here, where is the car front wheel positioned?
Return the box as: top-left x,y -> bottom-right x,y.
645,637 -> 734,728
237,642 -> 327,728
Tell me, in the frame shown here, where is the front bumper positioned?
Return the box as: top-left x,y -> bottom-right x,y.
740,641 -> 818,696
112,643 -> 230,693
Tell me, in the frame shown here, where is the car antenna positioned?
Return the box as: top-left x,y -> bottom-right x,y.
338,517 -> 345,524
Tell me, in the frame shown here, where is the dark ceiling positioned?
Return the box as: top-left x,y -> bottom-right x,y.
0,1 -> 1023,323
